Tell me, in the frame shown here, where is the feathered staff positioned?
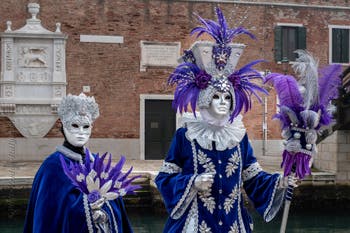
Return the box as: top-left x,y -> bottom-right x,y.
265,50 -> 342,233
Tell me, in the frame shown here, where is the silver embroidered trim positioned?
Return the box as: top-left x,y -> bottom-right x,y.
171,175 -> 197,220
197,149 -> 216,214
182,198 -> 199,233
223,185 -> 239,214
197,150 -> 216,174
57,145 -> 83,164
263,175 -> 281,220
171,140 -> 200,220
199,189 -> 216,214
242,162 -> 263,182
199,220 -> 212,233
83,194 -> 94,233
106,201 -> 119,233
228,221 -> 239,233
159,161 -> 182,174
226,151 -> 240,178
237,145 -> 247,233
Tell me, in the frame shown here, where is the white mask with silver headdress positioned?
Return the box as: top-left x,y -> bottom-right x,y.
169,8 -> 267,127
58,93 -> 99,147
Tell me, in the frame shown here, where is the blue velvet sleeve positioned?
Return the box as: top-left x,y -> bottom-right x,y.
241,134 -> 285,222
155,128 -> 197,220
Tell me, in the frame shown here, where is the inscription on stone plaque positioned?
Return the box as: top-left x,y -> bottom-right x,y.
140,41 -> 180,71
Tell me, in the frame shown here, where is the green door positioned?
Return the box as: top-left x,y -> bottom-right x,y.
145,99 -> 176,160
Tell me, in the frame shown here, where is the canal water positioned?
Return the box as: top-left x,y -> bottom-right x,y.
1,208 -> 349,232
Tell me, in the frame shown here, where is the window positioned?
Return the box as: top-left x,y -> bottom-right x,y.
329,26 -> 350,64
274,24 -> 306,62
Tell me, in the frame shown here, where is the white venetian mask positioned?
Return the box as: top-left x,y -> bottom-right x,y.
208,91 -> 232,119
63,115 -> 92,147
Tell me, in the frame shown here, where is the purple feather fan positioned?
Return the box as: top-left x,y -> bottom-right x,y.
190,7 -> 255,45
60,148 -> 141,204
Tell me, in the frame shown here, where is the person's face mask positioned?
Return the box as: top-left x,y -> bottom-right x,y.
63,116 -> 91,147
208,91 -> 231,119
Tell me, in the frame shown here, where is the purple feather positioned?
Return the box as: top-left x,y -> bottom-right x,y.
318,64 -> 342,108
265,73 -> 304,112
60,150 -> 141,203
228,60 -> 268,121
168,62 -> 211,116
191,7 -> 255,44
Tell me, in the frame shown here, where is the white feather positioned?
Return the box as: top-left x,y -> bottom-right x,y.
292,50 -> 319,109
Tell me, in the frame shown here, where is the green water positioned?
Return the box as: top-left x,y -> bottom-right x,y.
1,209 -> 349,232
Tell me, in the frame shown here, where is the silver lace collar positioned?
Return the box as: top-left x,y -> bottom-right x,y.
181,112 -> 246,151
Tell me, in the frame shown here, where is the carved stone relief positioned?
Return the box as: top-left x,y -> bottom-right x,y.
0,3 -> 67,138
18,46 -> 48,68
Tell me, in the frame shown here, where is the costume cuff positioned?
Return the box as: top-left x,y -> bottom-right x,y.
170,175 -> 197,220
242,162 -> 263,182
263,175 -> 286,222
159,161 -> 182,174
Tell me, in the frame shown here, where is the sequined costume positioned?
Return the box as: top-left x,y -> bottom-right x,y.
155,114 -> 285,233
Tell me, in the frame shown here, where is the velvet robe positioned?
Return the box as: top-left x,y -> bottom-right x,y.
23,151 -> 133,233
155,127 -> 284,233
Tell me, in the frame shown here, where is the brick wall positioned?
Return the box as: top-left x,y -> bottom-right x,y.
0,0 -> 349,140
316,130 -> 350,184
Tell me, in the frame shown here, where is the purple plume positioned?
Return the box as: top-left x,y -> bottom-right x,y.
191,7 -> 255,45
318,64 -> 342,108
265,73 -> 304,111
228,59 -> 268,121
168,62 -> 212,116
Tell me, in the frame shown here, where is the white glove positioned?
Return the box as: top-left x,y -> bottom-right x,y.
90,197 -> 108,224
279,175 -> 298,189
194,172 -> 215,192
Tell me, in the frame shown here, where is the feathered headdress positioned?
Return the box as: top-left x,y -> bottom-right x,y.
58,93 -> 100,128
169,7 -> 268,122
265,50 -> 342,179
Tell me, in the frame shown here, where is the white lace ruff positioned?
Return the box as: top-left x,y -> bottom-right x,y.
181,112 -> 246,151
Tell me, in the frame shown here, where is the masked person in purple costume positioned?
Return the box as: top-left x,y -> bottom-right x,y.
23,93 -> 133,233
155,8 -> 296,233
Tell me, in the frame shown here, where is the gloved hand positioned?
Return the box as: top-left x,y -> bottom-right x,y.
279,175 -> 299,189
194,172 -> 215,192
90,197 -> 108,224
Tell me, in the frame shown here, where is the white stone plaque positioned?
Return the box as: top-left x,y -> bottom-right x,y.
0,3 -> 67,138
140,41 -> 180,71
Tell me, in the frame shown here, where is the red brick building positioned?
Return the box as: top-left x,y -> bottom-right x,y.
0,0 -> 349,160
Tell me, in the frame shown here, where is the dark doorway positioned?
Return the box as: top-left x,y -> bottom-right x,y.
145,99 -> 176,160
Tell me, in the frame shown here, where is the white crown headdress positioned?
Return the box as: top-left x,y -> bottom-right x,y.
58,93 -> 99,127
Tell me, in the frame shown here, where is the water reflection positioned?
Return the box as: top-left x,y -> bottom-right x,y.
1,209 -> 349,232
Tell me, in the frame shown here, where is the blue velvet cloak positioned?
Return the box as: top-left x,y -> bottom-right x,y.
155,127 -> 285,233
23,150 -> 133,233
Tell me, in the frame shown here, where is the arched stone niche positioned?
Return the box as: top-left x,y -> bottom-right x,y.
0,3 -> 67,137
